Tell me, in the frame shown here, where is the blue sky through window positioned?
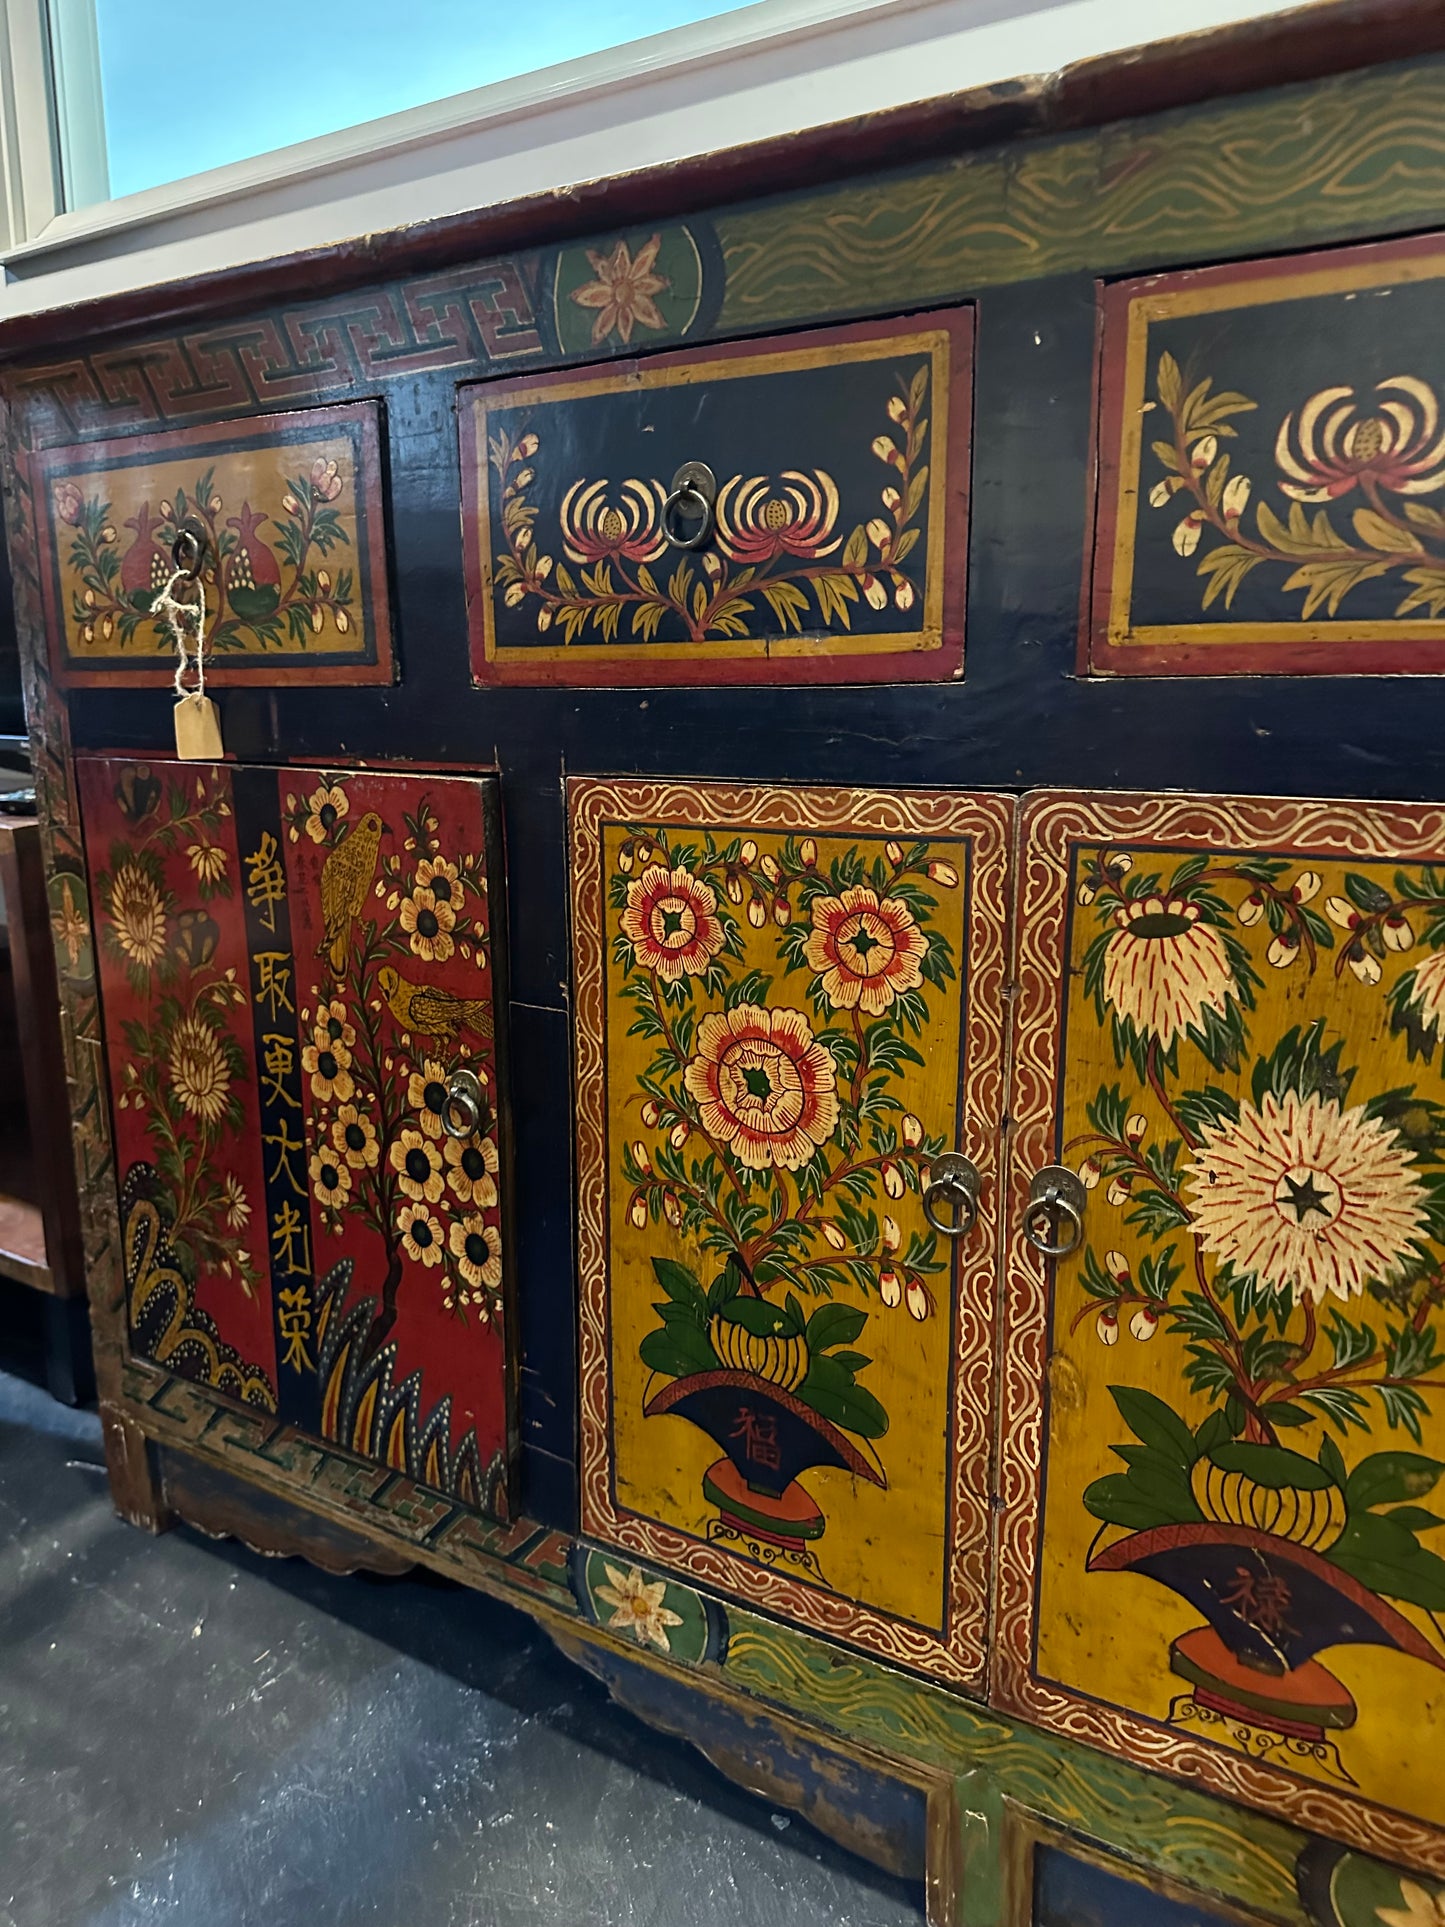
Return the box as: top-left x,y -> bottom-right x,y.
92,0 -> 752,200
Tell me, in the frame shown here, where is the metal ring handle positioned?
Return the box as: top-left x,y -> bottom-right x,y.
662,460 -> 717,551
921,1152 -> 982,1239
1022,1165 -> 1087,1257
171,527 -> 205,578
441,1068 -> 486,1140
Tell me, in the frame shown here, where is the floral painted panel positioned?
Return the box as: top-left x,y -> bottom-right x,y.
572,778 -> 1012,1687
80,757 -> 513,1517
1088,235 -> 1445,676
34,402 -> 393,686
998,791 -> 1445,1864
461,312 -> 972,686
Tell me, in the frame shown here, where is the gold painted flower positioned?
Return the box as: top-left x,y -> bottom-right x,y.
107,861 -> 168,968
399,885 -> 456,963
51,877 -> 90,971
1101,895 -> 1235,1048
683,1003 -> 838,1171
309,1146 -> 351,1210
332,1102 -> 380,1170
449,1213 -> 502,1294
715,470 -> 841,565
444,1130 -> 499,1207
186,841 -> 227,884
415,857 -> 461,918
568,233 -> 669,346
390,1125 -> 445,1203
398,1201 -> 444,1269
314,998 -> 356,1052
304,784 -> 349,844
221,1174 -> 250,1230
1378,1877 -> 1445,1927
408,1057 -> 453,1137
1276,376 -> 1445,502
560,478 -> 667,565
1185,1090 -> 1430,1305
804,885 -> 928,1015
621,864 -> 725,983
593,1562 -> 684,1653
302,1033 -> 354,1104
168,1013 -> 231,1126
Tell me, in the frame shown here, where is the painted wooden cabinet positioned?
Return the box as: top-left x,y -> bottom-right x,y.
16,14 -> 1445,1926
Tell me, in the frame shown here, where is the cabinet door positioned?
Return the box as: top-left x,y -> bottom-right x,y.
79,758 -> 513,1517
571,778 -> 1012,1687
997,790 -> 1445,1865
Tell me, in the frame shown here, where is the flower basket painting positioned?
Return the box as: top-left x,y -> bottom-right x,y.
1088,234 -> 1445,675
35,402 -> 394,686
80,757 -> 513,1517
572,779 -> 1012,1688
1014,793 -> 1445,1832
460,311 -> 972,687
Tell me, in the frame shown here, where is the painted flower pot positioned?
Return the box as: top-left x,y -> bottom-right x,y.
645,1369 -> 882,1500
1090,1523 -> 1445,1733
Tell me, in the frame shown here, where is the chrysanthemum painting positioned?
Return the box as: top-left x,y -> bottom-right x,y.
1057,821 -> 1445,1786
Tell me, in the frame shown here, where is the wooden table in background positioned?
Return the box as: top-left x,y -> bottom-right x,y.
0,817 -> 92,1402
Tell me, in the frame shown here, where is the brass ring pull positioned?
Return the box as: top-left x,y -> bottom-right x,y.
1022,1165 -> 1087,1257
921,1152 -> 982,1239
662,460 -> 717,551
171,527 -> 205,578
441,1068 -> 486,1140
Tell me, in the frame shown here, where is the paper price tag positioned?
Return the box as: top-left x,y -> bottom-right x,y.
174,692 -> 224,761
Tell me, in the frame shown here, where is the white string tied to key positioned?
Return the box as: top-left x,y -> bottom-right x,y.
155,563 -> 209,703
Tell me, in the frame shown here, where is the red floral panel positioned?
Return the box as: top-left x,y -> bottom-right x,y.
80,757 -> 513,1518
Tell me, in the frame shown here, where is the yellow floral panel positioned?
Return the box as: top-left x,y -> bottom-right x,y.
573,779 -> 1012,1687
1032,798 -> 1445,1830
35,402 -> 393,685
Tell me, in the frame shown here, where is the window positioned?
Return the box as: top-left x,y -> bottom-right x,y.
46,0 -> 759,209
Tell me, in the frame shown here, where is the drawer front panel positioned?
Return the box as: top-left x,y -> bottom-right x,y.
571,777 -> 1011,1685
36,401 -> 393,686
80,757 -> 513,1516
999,788 -> 1445,1850
462,310 -> 972,686
1088,232 -> 1445,677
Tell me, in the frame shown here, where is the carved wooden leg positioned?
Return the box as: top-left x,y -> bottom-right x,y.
100,1406 -> 174,1534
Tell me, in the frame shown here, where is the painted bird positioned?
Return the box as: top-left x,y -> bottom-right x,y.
319,810 -> 384,973
377,965 -> 494,1043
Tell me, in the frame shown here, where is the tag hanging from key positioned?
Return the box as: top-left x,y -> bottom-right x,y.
158,527 -> 223,761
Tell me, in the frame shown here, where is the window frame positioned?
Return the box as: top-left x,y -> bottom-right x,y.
0,0 -> 927,263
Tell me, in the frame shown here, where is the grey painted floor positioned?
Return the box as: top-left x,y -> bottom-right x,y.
0,1351 -> 924,1926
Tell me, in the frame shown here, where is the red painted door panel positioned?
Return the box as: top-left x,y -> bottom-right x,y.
79,757 -> 514,1517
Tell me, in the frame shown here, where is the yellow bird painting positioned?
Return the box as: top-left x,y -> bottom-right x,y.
377,965 -> 494,1043
319,809 -> 384,973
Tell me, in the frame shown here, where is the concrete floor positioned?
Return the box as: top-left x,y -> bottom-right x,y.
0,1339 -> 924,1926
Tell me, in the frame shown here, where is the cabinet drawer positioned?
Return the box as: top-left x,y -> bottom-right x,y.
35,402 -> 394,686
570,776 -> 1009,1686
462,310 -> 972,687
80,757 -> 513,1517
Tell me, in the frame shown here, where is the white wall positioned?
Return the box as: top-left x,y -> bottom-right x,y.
1,0 -> 1307,322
